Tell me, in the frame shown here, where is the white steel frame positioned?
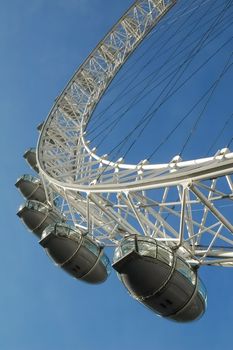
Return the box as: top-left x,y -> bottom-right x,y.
37,0 -> 233,267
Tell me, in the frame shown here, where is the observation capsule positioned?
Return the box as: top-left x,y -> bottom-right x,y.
39,223 -> 111,284
24,148 -> 39,173
113,236 -> 207,322
37,121 -> 44,132
17,200 -> 62,238
15,174 -> 46,203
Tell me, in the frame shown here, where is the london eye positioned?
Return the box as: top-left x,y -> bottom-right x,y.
16,0 -> 233,322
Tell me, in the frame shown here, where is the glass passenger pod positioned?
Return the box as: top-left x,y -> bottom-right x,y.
37,121 -> 44,132
17,200 -> 62,238
15,174 -> 46,202
23,148 -> 39,173
39,223 -> 111,284
113,236 -> 207,322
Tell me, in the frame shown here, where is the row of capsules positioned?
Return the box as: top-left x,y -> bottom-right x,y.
16,122 -> 111,284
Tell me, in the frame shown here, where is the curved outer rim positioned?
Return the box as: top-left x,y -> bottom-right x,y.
37,0 -> 233,194
39,154 -> 233,193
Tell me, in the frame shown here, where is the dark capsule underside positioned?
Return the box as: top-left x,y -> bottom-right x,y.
17,200 -> 61,237
40,224 -> 111,284
113,237 -> 207,322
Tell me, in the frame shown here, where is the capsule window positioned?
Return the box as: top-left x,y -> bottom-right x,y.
113,247 -> 122,261
197,278 -> 207,305
83,239 -> 99,257
121,240 -> 135,256
157,246 -> 173,266
138,241 -> 157,259
100,254 -> 109,268
176,258 -> 196,285
100,255 -> 111,274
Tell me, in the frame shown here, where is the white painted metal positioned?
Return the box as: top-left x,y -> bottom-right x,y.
37,0 -> 233,267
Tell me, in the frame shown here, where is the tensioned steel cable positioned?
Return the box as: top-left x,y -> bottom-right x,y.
96,34 -> 233,175
179,51 -> 233,157
94,50 -> 232,183
227,136 -> 233,148
147,61 -> 233,161
89,9 -> 201,141
89,0 -> 203,128
119,1 -> 233,161
88,0 -> 222,135
88,1 -> 233,148
89,16 -> 233,151
90,0 -> 218,122
206,112 -> 233,156
86,0 -> 233,184
115,11 -> 232,160
105,0 -> 212,92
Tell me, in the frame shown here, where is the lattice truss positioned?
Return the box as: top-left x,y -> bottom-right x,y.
38,0 -> 177,185
37,0 -> 233,266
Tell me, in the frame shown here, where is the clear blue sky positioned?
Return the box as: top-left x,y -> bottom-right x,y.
1,1 -> 233,349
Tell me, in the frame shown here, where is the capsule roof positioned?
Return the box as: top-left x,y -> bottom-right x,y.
41,223 -> 83,245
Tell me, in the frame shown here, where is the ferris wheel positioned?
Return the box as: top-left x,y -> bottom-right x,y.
16,0 -> 233,322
